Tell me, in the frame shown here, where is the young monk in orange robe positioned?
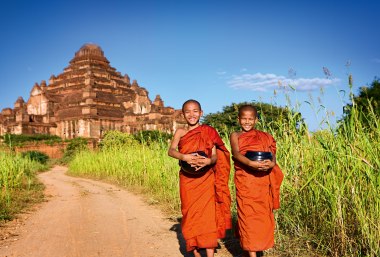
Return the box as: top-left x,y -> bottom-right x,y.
230,105 -> 284,257
168,99 -> 231,257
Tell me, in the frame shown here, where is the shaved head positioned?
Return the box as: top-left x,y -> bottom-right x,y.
182,99 -> 202,112
238,105 -> 258,118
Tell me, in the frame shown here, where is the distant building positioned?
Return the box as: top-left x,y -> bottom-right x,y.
0,44 -> 185,139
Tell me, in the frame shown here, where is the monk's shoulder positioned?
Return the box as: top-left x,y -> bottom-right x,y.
229,131 -> 242,144
174,127 -> 188,138
231,131 -> 243,138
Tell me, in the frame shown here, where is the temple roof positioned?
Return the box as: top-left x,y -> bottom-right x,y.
76,43 -> 104,57
70,43 -> 110,64
15,96 -> 25,103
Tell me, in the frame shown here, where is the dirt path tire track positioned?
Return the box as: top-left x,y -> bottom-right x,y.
0,166 -> 188,257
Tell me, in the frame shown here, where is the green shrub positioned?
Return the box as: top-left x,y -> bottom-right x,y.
61,137 -> 88,163
21,151 -> 49,164
99,130 -> 136,150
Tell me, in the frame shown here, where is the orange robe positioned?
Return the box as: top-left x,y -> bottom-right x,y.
233,129 -> 284,252
178,125 -> 232,252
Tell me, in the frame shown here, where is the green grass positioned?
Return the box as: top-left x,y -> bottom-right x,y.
0,151 -> 48,221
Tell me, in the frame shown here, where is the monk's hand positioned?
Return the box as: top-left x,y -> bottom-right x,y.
193,154 -> 210,171
249,160 -> 263,171
182,153 -> 198,166
248,160 -> 269,172
258,160 -> 275,171
265,160 -> 276,169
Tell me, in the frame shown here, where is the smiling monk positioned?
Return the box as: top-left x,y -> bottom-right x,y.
230,105 -> 284,257
168,99 -> 231,257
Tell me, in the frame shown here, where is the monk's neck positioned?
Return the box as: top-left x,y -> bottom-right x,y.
241,128 -> 256,134
187,123 -> 201,131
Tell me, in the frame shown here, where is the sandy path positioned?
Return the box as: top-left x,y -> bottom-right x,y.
0,166 -> 190,257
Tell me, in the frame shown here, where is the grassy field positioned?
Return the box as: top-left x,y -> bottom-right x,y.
265,108 -> 379,256
0,149 -> 47,221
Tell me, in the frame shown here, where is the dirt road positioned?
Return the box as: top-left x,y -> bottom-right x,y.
0,166 -> 192,257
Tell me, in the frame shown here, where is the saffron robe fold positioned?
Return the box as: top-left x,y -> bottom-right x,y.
178,125 -> 232,252
233,129 -> 284,252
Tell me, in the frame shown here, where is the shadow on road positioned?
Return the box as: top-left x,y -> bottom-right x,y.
169,217 -> 264,257
169,218 -> 192,257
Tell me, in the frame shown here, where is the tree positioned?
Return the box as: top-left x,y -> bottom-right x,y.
341,77 -> 380,129
353,77 -> 380,116
202,101 -> 304,135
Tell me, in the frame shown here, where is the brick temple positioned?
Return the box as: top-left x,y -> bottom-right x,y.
0,44 -> 185,139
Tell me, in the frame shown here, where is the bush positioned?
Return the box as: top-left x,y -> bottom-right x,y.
21,151 -> 49,164
61,137 -> 88,163
133,130 -> 172,145
99,130 -> 136,150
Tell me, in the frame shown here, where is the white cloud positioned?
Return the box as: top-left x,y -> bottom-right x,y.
227,72 -> 340,92
216,71 -> 227,75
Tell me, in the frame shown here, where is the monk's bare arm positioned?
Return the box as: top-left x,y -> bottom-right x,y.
167,129 -> 194,163
209,145 -> 217,165
230,132 -> 249,165
168,129 -> 185,160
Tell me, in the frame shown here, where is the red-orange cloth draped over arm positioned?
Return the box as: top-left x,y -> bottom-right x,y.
233,129 -> 284,252
178,125 -> 231,252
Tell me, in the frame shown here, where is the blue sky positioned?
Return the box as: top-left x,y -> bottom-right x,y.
0,0 -> 379,131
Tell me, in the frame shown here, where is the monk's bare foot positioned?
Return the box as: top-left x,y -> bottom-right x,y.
247,251 -> 264,257
193,249 -> 201,257
206,247 -> 215,257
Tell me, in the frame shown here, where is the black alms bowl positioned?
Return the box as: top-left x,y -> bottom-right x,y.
180,151 -> 208,175
245,151 -> 273,161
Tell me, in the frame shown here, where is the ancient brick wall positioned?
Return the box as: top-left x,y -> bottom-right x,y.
14,142 -> 68,159
14,140 -> 96,159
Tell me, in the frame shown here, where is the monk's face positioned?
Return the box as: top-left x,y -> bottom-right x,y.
238,110 -> 258,132
182,102 -> 203,126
